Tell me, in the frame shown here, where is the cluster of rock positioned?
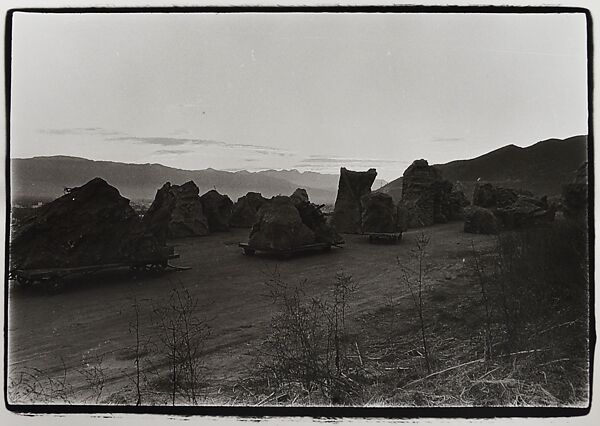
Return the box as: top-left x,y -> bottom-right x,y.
248,189 -> 343,251
143,181 -> 210,241
464,182 -> 556,234
399,160 -> 468,228
143,181 -> 234,240
10,178 -> 167,270
330,162 -> 467,235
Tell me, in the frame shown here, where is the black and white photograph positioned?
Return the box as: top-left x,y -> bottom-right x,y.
3,1 -> 594,417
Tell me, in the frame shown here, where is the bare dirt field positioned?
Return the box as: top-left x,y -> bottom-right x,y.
8,221 -> 495,404
8,220 -> 588,407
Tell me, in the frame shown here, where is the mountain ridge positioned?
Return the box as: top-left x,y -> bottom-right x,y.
11,134 -> 587,206
10,156 -> 338,205
378,135 -> 588,202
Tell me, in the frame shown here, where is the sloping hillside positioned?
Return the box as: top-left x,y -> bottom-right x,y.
10,156 -> 337,205
379,135 -> 588,202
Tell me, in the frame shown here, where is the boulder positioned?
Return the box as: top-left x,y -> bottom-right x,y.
248,196 -> 316,251
464,206 -> 499,235
143,181 -> 209,240
230,192 -> 267,228
290,188 -> 310,206
287,188 -> 343,245
296,201 -> 344,245
361,192 -> 397,233
396,204 -> 409,232
11,177 -> 165,270
472,183 -> 518,209
448,187 -> 469,220
472,182 -> 555,230
493,197 -> 544,229
332,168 -> 377,233
199,189 -> 234,232
400,159 -> 453,228
432,179 -> 453,223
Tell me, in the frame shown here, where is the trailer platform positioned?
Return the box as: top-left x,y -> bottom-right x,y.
9,253 -> 185,292
365,232 -> 403,244
238,242 -> 341,258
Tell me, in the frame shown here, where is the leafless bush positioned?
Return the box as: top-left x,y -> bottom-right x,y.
77,353 -> 106,403
470,241 -> 494,360
8,358 -> 74,404
398,231 -> 433,373
260,271 -> 359,403
470,219 -> 588,349
152,285 -> 211,405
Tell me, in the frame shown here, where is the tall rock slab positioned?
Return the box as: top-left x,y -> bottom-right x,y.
400,159 -> 449,228
332,168 -> 377,234
143,181 -> 209,240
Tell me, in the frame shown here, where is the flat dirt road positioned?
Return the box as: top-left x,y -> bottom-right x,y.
7,221 -> 495,404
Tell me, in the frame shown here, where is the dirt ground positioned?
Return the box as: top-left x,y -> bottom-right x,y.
7,222 -> 496,404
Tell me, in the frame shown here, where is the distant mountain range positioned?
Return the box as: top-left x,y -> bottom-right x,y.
11,135 -> 587,206
378,135 -> 588,202
10,156 -> 384,205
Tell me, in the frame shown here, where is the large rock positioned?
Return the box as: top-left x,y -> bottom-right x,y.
473,183 -> 518,209
494,196 -> 555,229
448,186 -> 469,220
472,182 -> 554,230
199,189 -> 234,232
432,180 -> 453,223
248,196 -> 316,251
289,188 -> 344,245
290,188 -> 310,206
396,204 -> 409,232
143,181 -> 209,240
11,178 -> 165,270
464,206 -> 499,234
361,192 -> 397,233
230,192 -> 267,228
332,168 -> 377,233
400,159 -> 453,228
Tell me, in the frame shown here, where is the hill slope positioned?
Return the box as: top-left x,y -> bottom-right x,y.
378,135 -> 588,202
10,156 -> 338,205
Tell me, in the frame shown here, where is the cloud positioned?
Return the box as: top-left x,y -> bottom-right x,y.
109,136 -> 222,147
154,149 -> 195,155
430,136 -> 464,143
112,135 -> 293,156
40,127 -> 293,156
297,156 -> 409,166
39,127 -> 125,137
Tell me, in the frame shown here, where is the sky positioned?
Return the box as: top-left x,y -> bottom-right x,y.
10,12 -> 588,181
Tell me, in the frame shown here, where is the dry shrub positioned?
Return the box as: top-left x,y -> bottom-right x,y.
258,271 -> 361,404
